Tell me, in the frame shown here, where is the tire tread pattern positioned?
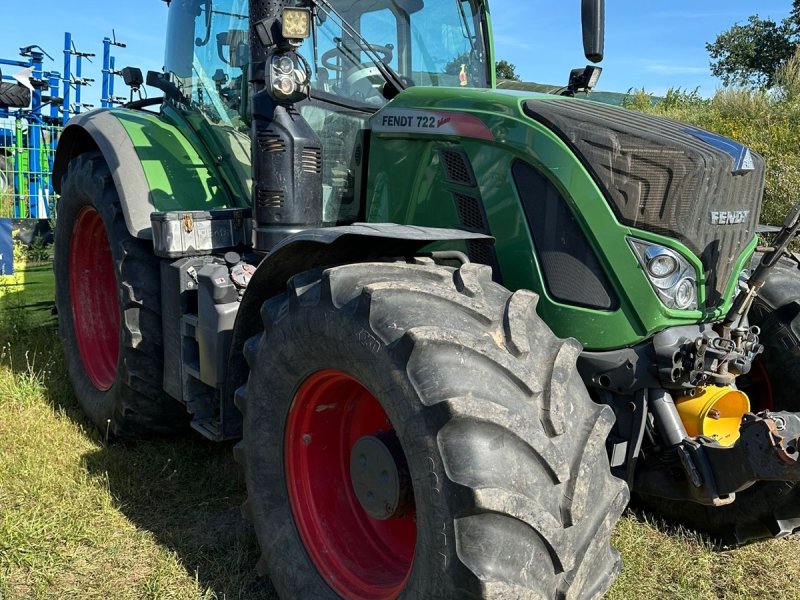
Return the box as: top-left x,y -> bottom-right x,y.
55,151 -> 185,438
236,261 -> 628,598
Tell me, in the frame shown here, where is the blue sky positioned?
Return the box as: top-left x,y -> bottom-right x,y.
0,0 -> 794,107
491,1 -> 793,96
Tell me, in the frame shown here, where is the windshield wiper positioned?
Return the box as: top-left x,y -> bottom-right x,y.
311,0 -> 408,96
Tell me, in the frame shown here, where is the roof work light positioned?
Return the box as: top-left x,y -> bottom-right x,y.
282,8 -> 311,40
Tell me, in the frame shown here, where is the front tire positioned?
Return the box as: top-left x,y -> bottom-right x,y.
237,261 -> 628,599
54,151 -> 185,438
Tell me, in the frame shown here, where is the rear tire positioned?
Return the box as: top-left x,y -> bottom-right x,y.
637,257 -> 800,545
54,151 -> 185,438
0,82 -> 30,109
236,261 -> 628,599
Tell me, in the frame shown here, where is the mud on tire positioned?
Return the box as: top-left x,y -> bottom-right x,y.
54,151 -> 185,438
236,261 -> 628,599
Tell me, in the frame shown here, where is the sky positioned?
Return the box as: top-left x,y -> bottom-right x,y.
0,0 -> 794,109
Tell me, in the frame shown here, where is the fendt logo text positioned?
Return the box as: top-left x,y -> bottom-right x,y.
710,210 -> 750,225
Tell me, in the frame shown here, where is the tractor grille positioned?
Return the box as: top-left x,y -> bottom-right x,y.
441,149 -> 476,186
443,152 -> 501,280
512,161 -> 618,311
524,99 -> 765,307
454,192 -> 486,231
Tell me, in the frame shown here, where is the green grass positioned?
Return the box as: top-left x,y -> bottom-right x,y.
2,262 -> 800,599
0,260 -> 56,339
0,263 -> 274,599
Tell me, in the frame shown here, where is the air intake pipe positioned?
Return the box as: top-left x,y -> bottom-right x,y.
249,0 -> 323,253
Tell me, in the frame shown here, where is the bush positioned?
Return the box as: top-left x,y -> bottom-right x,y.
26,235 -> 50,264
621,51 -> 800,226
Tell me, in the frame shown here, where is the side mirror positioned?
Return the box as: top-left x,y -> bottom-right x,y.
581,0 -> 605,63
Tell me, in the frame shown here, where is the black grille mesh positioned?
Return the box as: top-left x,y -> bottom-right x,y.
450,191 -> 502,282
524,99 -> 764,306
454,193 -> 486,231
513,161 -> 618,311
441,149 -> 476,186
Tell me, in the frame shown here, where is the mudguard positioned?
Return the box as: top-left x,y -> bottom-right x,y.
53,108 -> 234,240
221,224 -> 494,435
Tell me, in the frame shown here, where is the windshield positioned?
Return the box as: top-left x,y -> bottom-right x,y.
305,0 -> 488,107
164,0 -> 489,115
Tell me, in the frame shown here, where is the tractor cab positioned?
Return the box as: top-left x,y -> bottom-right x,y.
164,0 -> 491,223
165,0 -> 490,118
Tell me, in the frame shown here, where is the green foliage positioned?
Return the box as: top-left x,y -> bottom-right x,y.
707,2 -> 800,88
12,238 -> 25,265
622,53 -> 800,226
495,59 -> 520,81
26,235 -> 50,263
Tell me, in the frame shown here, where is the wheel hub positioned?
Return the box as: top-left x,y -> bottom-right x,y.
285,369 -> 416,599
350,432 -> 411,520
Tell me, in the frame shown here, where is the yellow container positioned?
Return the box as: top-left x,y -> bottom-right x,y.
675,386 -> 750,447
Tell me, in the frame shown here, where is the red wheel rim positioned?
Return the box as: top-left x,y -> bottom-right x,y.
285,370 -> 416,600
69,207 -> 120,391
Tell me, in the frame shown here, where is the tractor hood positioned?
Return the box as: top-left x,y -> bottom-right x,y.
367,87 -> 763,350
523,99 -> 765,307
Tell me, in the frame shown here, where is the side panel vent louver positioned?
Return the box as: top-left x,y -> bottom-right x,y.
257,133 -> 286,154
256,188 -> 285,209
451,192 -> 502,283
454,193 -> 488,232
441,149 -> 476,186
301,147 -> 323,174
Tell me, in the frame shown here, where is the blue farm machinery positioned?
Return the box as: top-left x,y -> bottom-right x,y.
0,32 -> 133,220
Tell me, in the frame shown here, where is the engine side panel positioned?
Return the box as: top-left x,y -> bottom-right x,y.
365,87 -> 757,351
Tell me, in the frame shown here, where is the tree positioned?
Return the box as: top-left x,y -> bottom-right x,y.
495,59 -> 520,81
707,2 -> 800,88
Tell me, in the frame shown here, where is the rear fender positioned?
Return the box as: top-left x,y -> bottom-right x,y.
53,108 -> 235,240
54,110 -> 155,239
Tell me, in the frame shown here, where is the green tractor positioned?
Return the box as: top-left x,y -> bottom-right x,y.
51,0 -> 800,597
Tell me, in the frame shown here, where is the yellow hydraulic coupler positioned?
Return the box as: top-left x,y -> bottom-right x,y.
676,386 -> 750,447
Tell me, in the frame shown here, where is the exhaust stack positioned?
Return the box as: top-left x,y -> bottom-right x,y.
249,0 -> 322,253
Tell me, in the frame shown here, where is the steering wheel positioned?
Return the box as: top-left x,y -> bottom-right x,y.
321,43 -> 394,72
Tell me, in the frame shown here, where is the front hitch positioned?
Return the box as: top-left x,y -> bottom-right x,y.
636,410 -> 800,506
705,411 -> 800,495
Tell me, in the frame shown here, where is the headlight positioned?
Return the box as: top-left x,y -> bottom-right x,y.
270,54 -> 309,100
629,239 -> 698,311
273,75 -> 296,98
674,278 -> 696,309
276,55 -> 294,75
647,252 -> 678,278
